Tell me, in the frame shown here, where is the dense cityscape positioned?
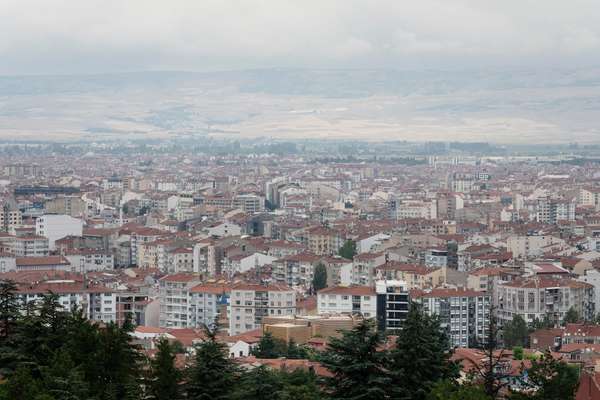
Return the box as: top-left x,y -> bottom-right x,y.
0,138 -> 598,398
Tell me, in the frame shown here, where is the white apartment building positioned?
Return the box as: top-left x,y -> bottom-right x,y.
413,288 -> 490,348
16,281 -> 117,323
158,273 -> 201,328
229,283 -> 296,335
188,283 -> 231,331
64,249 -> 114,272
395,200 -> 437,220
506,235 -> 566,260
13,235 -> 49,257
317,285 -> 377,318
36,214 -> 84,250
496,277 -> 595,327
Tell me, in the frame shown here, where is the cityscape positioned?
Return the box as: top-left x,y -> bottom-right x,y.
2,1 -> 600,399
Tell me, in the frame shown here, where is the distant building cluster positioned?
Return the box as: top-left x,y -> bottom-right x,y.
3,149 -> 600,359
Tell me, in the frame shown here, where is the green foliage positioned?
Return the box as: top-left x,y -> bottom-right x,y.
513,346 -> 524,360
427,380 -> 489,400
389,303 -> 459,400
185,327 -> 238,400
148,338 -> 182,400
530,314 -> 554,330
503,314 -> 529,348
313,263 -> 328,292
319,319 -> 389,400
338,240 -> 356,260
510,351 -> 580,400
252,332 -> 288,359
562,307 -> 580,325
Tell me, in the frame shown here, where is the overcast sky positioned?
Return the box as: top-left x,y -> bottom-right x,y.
2,0 -> 600,75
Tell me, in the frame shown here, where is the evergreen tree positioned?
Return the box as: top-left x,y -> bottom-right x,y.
148,338 -> 181,400
279,369 -> 322,400
503,314 -> 529,348
530,314 -> 554,330
0,280 -> 19,340
562,307 -> 580,325
389,303 -> 458,400
319,319 -> 389,400
185,327 -> 238,400
252,332 -> 287,358
94,318 -> 143,400
338,240 -> 357,260
231,366 -> 283,400
427,380 -> 488,400
312,263 -> 328,292
473,306 -> 512,399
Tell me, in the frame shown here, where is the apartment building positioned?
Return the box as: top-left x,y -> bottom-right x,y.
412,288 -> 491,348
229,283 -> 296,335
496,277 -> 595,327
188,283 -> 231,331
63,248 -> 114,272
317,285 -> 377,318
13,235 -> 49,257
16,281 -> 117,323
375,280 -> 410,333
272,252 -> 321,288
158,273 -> 201,328
36,214 -> 84,250
0,207 -> 22,231
306,226 -> 343,256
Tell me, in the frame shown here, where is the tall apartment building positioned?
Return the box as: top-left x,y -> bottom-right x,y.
317,286 -> 377,318
375,280 -> 410,333
412,288 -> 490,348
496,277 -> 594,327
1,206 -> 22,231
229,283 -> 296,335
536,197 -> 575,224
158,273 -> 201,328
188,283 -> 231,332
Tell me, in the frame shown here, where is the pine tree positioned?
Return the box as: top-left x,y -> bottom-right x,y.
0,280 -> 19,340
231,366 -> 283,400
319,319 -> 389,400
252,332 -> 287,358
312,263 -> 328,292
94,317 -> 143,400
389,303 -> 458,400
503,314 -> 529,348
148,337 -> 182,400
338,240 -> 357,260
427,380 -> 488,400
562,307 -> 580,325
185,327 -> 238,400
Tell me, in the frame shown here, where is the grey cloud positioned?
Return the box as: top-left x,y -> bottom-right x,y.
1,0 -> 600,75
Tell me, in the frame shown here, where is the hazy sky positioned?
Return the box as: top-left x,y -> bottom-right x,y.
2,0 -> 600,75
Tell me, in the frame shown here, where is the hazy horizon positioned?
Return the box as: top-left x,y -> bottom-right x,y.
1,1 -> 600,143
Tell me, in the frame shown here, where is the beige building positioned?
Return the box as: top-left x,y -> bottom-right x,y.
229,283 -> 296,335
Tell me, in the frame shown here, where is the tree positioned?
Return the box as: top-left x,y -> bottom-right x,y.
252,332 -> 287,359
530,314 -> 554,330
503,314 -> 529,348
319,319 -> 389,400
389,303 -> 459,400
427,380 -> 489,400
338,240 -> 356,260
91,317 -> 142,400
513,346 -> 524,361
231,366 -> 284,400
510,351 -> 579,400
312,263 -> 328,292
562,307 -> 580,325
0,280 -> 19,340
472,305 -> 512,400
148,338 -> 182,400
185,327 -> 238,400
